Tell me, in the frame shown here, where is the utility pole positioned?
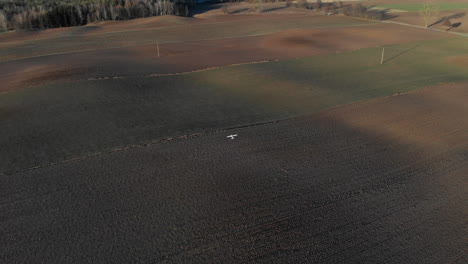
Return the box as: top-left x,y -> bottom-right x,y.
380,48 -> 385,64
157,41 -> 160,57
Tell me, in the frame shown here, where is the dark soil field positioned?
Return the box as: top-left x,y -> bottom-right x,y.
2,84 -> 466,263
1,9 -> 467,263
3,34 -> 468,173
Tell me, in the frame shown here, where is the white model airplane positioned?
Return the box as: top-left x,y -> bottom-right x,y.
226,134 -> 238,140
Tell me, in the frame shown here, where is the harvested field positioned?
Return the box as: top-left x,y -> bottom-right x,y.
448,55 -> 468,68
1,84 -> 466,263
0,23 -> 450,92
323,83 -> 468,151
1,64 -> 87,92
0,15 -> 370,62
1,7 -> 467,263
0,7 -> 320,44
2,36 -> 468,173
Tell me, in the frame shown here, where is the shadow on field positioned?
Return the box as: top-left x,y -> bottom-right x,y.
448,22 -> 462,31
378,9 -> 399,20
262,6 -> 288,13
429,12 -> 465,28
189,3 -> 221,16
2,37 -> 468,173
1,86 -> 466,263
348,5 -> 399,20
383,45 -> 419,64
68,26 -> 101,36
230,8 -> 250,14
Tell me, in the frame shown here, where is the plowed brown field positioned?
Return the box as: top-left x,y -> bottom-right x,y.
2,83 -> 466,263
0,14 -> 305,43
448,55 -> 468,68
0,22 -> 449,92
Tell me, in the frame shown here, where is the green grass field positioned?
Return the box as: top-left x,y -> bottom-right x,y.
377,3 -> 468,12
1,36 -> 467,172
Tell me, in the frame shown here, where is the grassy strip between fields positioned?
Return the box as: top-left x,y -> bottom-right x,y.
1,36 -> 468,173
376,3 -> 468,12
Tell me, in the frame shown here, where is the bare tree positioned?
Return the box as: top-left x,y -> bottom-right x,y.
221,5 -> 229,14
299,0 -> 307,9
316,0 -> 322,10
421,1 -> 439,28
255,0 -> 263,13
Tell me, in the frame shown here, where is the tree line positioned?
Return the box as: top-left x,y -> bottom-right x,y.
0,0 -> 393,32
0,0 -> 193,31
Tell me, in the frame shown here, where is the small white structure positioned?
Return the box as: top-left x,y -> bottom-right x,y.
226,134 -> 238,140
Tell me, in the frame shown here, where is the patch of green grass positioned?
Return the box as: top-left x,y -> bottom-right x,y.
377,3 -> 468,12
1,37 -> 468,172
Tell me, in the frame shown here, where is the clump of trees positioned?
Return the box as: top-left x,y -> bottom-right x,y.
0,0 -> 391,31
254,0 -> 263,13
285,0 -> 384,20
341,3 -> 384,20
221,4 -> 228,14
0,0 -> 193,31
296,0 -> 310,9
314,0 -> 322,10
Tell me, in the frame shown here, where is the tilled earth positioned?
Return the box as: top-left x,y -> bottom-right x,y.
1,84 -> 466,263
0,20 -> 449,92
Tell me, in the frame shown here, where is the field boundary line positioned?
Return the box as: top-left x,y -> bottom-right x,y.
0,59 -> 280,95
380,20 -> 468,37
86,59 -> 280,81
0,22 -> 378,63
347,15 -> 467,37
1,118 -> 289,176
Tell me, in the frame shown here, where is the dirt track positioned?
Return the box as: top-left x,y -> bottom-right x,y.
0,22 -> 449,92
389,10 -> 468,34
2,83 -> 466,263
